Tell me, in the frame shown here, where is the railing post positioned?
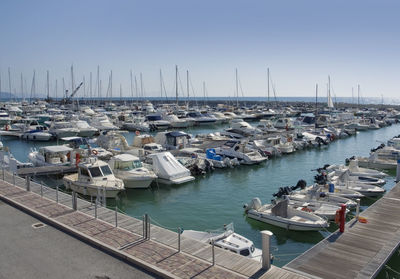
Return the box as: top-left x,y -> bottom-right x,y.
103,186 -> 106,207
261,230 -> 273,270
26,176 -> 31,191
56,185 -> 59,203
40,181 -> 43,197
178,227 -> 181,252
355,198 -> 360,220
72,191 -> 77,211
146,214 -> 150,239
2,167 -> 4,181
115,205 -> 118,227
212,240 -> 215,266
143,214 -> 146,239
95,198 -> 98,219
13,172 -> 15,186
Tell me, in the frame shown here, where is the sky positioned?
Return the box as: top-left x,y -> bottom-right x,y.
0,0 -> 399,99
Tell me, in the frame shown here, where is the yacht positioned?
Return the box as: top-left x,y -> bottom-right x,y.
146,114 -> 170,130
72,120 -> 98,137
164,114 -> 191,128
181,223 -> 262,261
63,158 -> 124,198
186,111 -> 216,126
21,125 -> 53,141
109,154 -> 157,189
122,115 -> 150,132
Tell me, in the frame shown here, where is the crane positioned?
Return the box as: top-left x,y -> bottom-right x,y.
62,82 -> 83,104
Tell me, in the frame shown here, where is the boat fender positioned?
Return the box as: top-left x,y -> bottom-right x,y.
358,217 -> 368,223
301,207 -> 313,212
92,149 -> 98,155
319,192 -> 326,198
135,130 -> 140,136
334,210 -> 340,224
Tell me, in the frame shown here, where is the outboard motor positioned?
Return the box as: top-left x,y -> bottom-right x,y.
244,197 -> 262,212
293,179 -> 307,190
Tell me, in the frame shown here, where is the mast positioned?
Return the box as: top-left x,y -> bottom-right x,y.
357,84 -> 360,108
110,70 -> 113,100
175,65 -> 178,105
267,67 -> 270,103
159,69 -> 163,98
46,70 -> 50,100
134,75 -> 138,106
119,84 -> 122,102
20,73 -> 23,100
203,81 -> 206,106
97,66 -> 100,99
71,65 -> 74,96
315,83 -> 318,131
140,73 -> 143,103
235,68 -> 239,108
352,87 -> 354,106
89,72 -> 92,102
186,70 -> 189,108
130,70 -> 134,102
55,79 -> 58,100
8,67 -> 12,100
62,77 -> 65,99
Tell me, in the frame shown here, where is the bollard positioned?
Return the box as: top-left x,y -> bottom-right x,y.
212,240 -> 215,266
95,198 -> 98,219
396,159 -> 400,182
2,168 -> 4,180
90,196 -> 93,205
13,172 -> 15,186
103,186 -> 106,207
40,181 -> 43,197
355,198 -> 360,220
56,185 -> 59,203
26,176 -> 31,191
261,230 -> 273,270
178,227 -> 181,252
340,204 -> 346,233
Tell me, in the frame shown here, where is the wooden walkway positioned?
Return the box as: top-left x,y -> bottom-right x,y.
0,171 -> 304,279
284,182 -> 400,279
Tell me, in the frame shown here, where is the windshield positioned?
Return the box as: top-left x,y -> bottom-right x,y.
101,165 -> 113,176
89,167 -> 102,177
133,160 -> 142,168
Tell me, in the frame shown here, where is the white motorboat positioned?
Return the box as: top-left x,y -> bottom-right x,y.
274,118 -> 294,130
147,152 -> 195,185
225,119 -> 262,136
164,114 -> 191,128
326,160 -> 387,178
89,114 -> 119,131
215,140 -> 267,165
289,187 -> 357,208
21,126 -> 53,141
146,114 -> 170,130
72,120 -> 98,137
28,145 -> 74,167
63,158 -> 124,198
244,198 -> 329,231
181,223 -> 262,261
122,116 -> 150,132
186,111 -> 216,126
49,121 -> 79,138
109,154 -> 157,189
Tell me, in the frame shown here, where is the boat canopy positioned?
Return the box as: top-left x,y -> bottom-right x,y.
113,154 -> 139,162
148,152 -> 191,180
166,131 -> 190,138
42,146 -> 73,153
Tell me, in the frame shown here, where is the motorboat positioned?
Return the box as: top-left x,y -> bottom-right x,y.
147,152 -> 195,185
325,160 -> 387,178
109,154 -> 157,189
244,198 -> 329,231
274,118 -> 294,130
63,158 -> 124,198
215,140 -> 267,165
89,114 -> 119,131
154,131 -> 191,150
225,119 -> 261,136
186,111 -> 216,126
146,114 -> 170,130
48,121 -> 79,138
164,114 -> 191,128
21,125 -> 53,141
28,145 -> 74,167
181,223 -> 262,261
122,116 -> 150,132
72,120 -> 98,137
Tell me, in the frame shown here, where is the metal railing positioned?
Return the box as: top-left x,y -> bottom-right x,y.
1,168 -> 272,270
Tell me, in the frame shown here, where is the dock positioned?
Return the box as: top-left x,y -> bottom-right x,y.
284,182 -> 400,279
0,170 -> 304,279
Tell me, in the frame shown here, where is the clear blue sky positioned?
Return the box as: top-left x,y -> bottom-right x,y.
0,0 -> 399,99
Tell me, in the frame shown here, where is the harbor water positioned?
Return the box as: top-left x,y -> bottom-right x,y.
2,123 -> 399,267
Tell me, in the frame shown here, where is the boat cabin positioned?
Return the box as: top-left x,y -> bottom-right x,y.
109,154 -> 143,171
154,131 -> 190,150
39,146 -> 73,165
78,159 -> 114,183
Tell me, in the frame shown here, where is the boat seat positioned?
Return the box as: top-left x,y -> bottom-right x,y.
271,199 -> 288,218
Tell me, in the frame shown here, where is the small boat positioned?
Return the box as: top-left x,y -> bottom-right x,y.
215,140 -> 267,165
28,145 -> 74,167
109,154 -> 157,189
63,158 -> 124,198
21,126 -> 53,141
181,223 -> 262,261
147,152 -> 195,185
244,198 -> 329,231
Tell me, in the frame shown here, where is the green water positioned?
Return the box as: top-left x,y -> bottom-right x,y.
2,123 -> 400,267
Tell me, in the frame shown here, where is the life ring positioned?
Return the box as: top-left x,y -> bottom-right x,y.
135,130 -> 140,136
301,207 -> 312,212
92,149 -> 98,155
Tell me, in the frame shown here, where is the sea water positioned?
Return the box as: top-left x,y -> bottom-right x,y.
2,123 -> 399,267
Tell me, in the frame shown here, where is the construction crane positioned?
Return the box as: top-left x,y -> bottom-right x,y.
62,82 -> 83,104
